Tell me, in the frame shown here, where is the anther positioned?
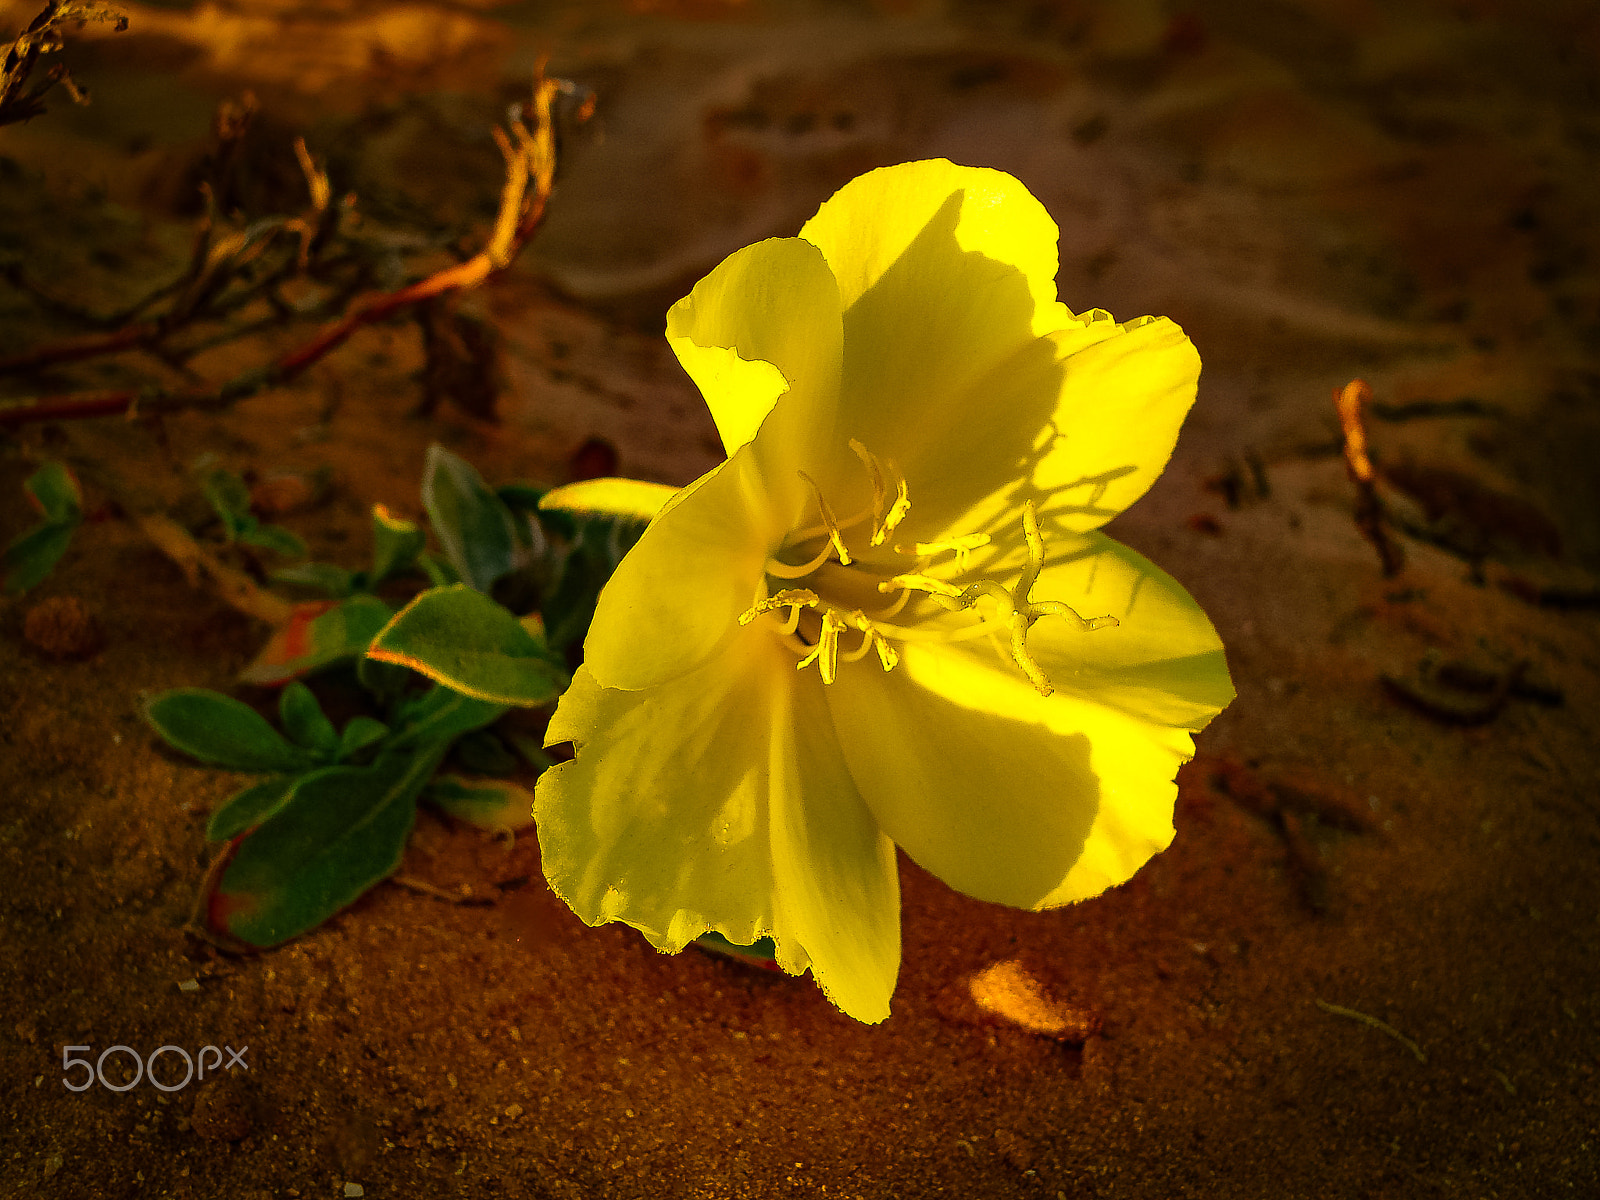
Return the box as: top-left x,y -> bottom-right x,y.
798,471 -> 852,566
871,466 -> 911,547
738,589 -> 820,626
796,609 -> 847,684
896,532 -> 991,572
879,573 -> 965,600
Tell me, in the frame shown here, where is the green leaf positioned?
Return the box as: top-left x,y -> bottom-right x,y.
2,462 -> 84,594
494,483 -> 547,516
368,584 -> 568,706
239,594 -> 393,686
237,522 -> 308,559
356,655 -> 410,707
453,729 -> 519,776
370,504 -> 425,584
336,716 -> 390,762
200,468 -> 254,542
540,512 -> 651,653
208,746 -> 446,946
206,775 -> 299,842
269,561 -> 360,597
145,689 -> 317,773
417,551 -> 460,589
278,682 -> 338,758
388,683 -> 508,751
420,444 -> 520,592
424,774 -> 534,833
25,461 -> 84,524
2,520 -> 79,594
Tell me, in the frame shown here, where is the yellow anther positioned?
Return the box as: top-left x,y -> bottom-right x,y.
796,609 -> 847,684
896,532 -> 991,572
798,471 -> 852,566
849,438 -> 886,523
738,589 -> 819,626
834,610 -> 899,673
879,573 -> 965,600
871,467 -> 911,547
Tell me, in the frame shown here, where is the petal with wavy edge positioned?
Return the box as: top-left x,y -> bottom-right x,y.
667,236 -> 843,478
582,449 -> 776,691
935,315 -> 1202,544
796,160 -> 1074,494
1025,532 -> 1234,731
826,637 -> 1194,912
536,636 -> 902,1023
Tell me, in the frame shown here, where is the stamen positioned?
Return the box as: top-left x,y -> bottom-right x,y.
896,532 -> 991,572
849,438 -> 887,527
837,610 -> 900,672
765,544 -> 836,580
798,471 -> 852,566
879,573 -> 965,600
738,589 -> 819,626
795,609 -> 846,684
871,464 -> 911,547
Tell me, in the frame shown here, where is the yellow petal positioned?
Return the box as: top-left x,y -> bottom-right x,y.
667,235 -> 843,472
944,315 -> 1202,542
536,634 -> 902,1023
1027,532 -> 1235,731
826,637 -> 1196,912
582,449 -> 775,691
796,160 -> 1072,493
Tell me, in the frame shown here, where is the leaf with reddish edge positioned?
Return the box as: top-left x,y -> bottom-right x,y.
208,745 -> 447,946
239,593 -> 393,686
368,584 -> 568,706
2,461 -> 83,593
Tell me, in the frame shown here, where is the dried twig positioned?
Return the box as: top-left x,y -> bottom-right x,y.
0,68 -> 586,429
1314,998 -> 1427,1064
1335,378 -> 1405,578
0,1 -> 126,128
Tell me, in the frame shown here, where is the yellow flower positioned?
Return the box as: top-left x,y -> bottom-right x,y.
534,159 -> 1233,1023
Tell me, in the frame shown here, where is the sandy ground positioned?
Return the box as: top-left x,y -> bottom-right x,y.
2,1 -> 1598,1197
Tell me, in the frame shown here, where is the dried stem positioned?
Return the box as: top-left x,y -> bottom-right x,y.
1334,378 -> 1405,578
0,68 -> 581,429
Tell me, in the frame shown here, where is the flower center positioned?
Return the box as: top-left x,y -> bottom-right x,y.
736,440 -> 1118,696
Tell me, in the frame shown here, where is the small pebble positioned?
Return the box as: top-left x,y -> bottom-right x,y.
178,979 -> 200,993
22,596 -> 102,659
343,1184 -> 365,1198
503,1103 -> 523,1119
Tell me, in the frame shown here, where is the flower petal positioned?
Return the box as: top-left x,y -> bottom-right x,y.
826,637 -> 1196,912
536,632 -> 902,1023
667,235 -> 843,473
932,314 -> 1202,543
582,449 -> 774,691
1027,532 -> 1234,731
796,160 -> 1072,494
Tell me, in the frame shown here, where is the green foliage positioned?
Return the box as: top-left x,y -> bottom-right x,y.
2,461 -> 84,593
147,441 -> 653,948
368,584 -> 568,705
199,466 -> 307,559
